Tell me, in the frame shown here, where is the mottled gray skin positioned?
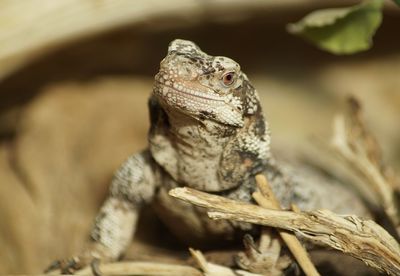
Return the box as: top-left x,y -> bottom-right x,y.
49,39 -> 367,273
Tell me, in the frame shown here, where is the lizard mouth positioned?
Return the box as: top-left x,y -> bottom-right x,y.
154,80 -> 224,104
153,72 -> 244,127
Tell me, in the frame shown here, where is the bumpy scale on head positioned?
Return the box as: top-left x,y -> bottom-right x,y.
153,39 -> 255,127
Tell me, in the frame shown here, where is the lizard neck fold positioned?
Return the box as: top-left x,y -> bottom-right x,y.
150,105 -> 240,191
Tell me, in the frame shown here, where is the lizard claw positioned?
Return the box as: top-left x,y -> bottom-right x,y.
44,256 -> 88,274
243,234 -> 261,256
44,260 -> 62,273
90,258 -> 102,276
236,232 -> 291,275
44,243 -> 113,274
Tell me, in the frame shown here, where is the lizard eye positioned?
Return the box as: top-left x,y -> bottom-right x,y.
221,72 -> 235,86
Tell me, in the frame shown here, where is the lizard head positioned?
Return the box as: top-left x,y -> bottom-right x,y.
153,39 -> 261,128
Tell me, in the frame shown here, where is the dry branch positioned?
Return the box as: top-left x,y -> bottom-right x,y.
331,97 -> 400,235
253,174 -> 320,276
169,187 -> 400,275
75,261 -> 202,276
0,0 -> 202,79
189,248 -> 263,276
0,0 -> 332,80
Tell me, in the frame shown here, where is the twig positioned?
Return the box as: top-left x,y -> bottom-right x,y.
331,97 -> 400,235
254,174 -> 320,276
169,187 -> 400,275
189,248 -> 263,276
75,261 -> 202,275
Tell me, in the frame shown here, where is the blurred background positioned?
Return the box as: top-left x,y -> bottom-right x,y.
0,0 -> 399,274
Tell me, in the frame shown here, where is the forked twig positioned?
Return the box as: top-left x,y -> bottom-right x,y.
75,261 -> 202,275
189,248 -> 262,276
169,187 -> 400,275
331,97 -> 400,234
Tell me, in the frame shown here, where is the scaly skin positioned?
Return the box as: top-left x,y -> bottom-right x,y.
46,39 -> 367,273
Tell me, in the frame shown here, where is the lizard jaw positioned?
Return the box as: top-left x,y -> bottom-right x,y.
154,80 -> 224,103
153,81 -> 244,127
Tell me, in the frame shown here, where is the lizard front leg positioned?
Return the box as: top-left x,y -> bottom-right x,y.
45,150 -> 159,274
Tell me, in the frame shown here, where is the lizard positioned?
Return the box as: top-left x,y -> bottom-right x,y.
46,39 -> 368,274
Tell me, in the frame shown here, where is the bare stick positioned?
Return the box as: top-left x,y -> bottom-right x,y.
254,174 -> 319,276
74,261 -> 202,276
189,248 -> 263,276
169,187 -> 400,275
331,97 -> 400,234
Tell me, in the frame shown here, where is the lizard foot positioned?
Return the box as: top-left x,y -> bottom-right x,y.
44,257 -> 102,276
44,243 -> 113,275
44,257 -> 84,274
236,232 -> 291,275
44,241 -> 117,275
44,255 -> 102,275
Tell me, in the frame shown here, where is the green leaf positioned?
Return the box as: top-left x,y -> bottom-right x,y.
287,0 -> 384,55
394,0 -> 400,6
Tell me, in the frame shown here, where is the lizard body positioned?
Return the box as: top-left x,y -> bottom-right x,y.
48,40 -> 367,273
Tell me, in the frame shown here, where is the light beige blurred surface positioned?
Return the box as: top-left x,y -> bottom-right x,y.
0,0 -> 399,274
